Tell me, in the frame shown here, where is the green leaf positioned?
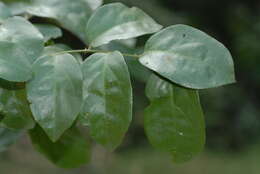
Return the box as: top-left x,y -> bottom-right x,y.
80,51 -> 132,150
0,127 -> 22,152
1,0 -> 30,15
0,2 -> 11,23
0,41 -> 32,82
29,125 -> 90,168
84,0 -> 103,10
86,2 -> 162,47
144,74 -> 205,162
99,40 -> 151,82
0,17 -> 44,82
0,88 -> 35,130
139,25 -> 236,89
0,16 -> 44,64
26,53 -> 83,142
34,24 -> 62,42
25,0 -> 93,42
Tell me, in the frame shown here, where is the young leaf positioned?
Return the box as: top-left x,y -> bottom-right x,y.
29,125 -> 90,168
0,88 -> 35,130
34,24 -> 62,42
86,2 -> 162,47
25,0 -> 93,42
0,16 -> 44,64
26,53 -> 83,142
0,2 -> 11,23
0,127 -> 22,152
80,51 -> 132,150
144,74 -> 205,162
139,25 -> 236,89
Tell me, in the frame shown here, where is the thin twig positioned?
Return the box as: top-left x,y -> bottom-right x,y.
50,48 -> 142,58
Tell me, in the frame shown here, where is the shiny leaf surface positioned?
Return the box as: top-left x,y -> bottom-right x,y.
139,25 -> 236,89
86,2 -> 162,47
0,16 -> 44,64
144,74 -> 205,162
0,127 -> 22,152
0,41 -> 32,82
34,24 -> 62,42
0,88 -> 35,130
26,53 -> 83,142
0,17 -> 44,82
85,0 -> 103,10
99,40 -> 151,82
26,0 -> 93,42
30,125 -> 90,168
80,52 -> 132,150
0,2 -> 11,23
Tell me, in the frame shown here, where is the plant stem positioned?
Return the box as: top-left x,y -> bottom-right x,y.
51,48 -> 141,58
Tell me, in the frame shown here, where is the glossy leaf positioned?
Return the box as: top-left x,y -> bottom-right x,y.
0,16 -> 44,64
80,52 -> 132,150
1,0 -> 30,15
26,53 -> 83,142
0,88 -> 35,130
34,24 -> 62,42
144,74 -> 205,162
0,17 -> 44,82
86,2 -> 162,47
29,125 -> 90,168
0,2 -> 11,23
139,25 -> 236,89
0,127 -> 22,152
25,0 -> 93,42
0,41 -> 32,82
85,0 -> 103,10
99,40 -> 151,82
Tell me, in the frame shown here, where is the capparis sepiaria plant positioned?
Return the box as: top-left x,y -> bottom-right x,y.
0,0 -> 235,168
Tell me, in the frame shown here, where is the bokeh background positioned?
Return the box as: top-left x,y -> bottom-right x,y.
1,0 -> 260,173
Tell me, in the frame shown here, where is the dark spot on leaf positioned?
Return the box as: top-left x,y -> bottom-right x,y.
182,34 -> 186,38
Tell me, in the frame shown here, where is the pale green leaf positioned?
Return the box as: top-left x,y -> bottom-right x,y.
86,2 -> 162,47
0,88 -> 35,130
84,0 -> 103,10
0,2 -> 11,23
34,24 -> 62,42
0,17 -> 44,82
0,16 -> 44,64
139,25 -> 236,89
26,0 -> 92,42
0,41 -> 33,82
80,51 -> 132,150
30,125 -> 90,168
144,74 -> 205,162
26,53 -> 83,142
98,40 -> 151,82
1,0 -> 31,15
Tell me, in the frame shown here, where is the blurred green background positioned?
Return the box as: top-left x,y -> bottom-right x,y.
1,0 -> 260,173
